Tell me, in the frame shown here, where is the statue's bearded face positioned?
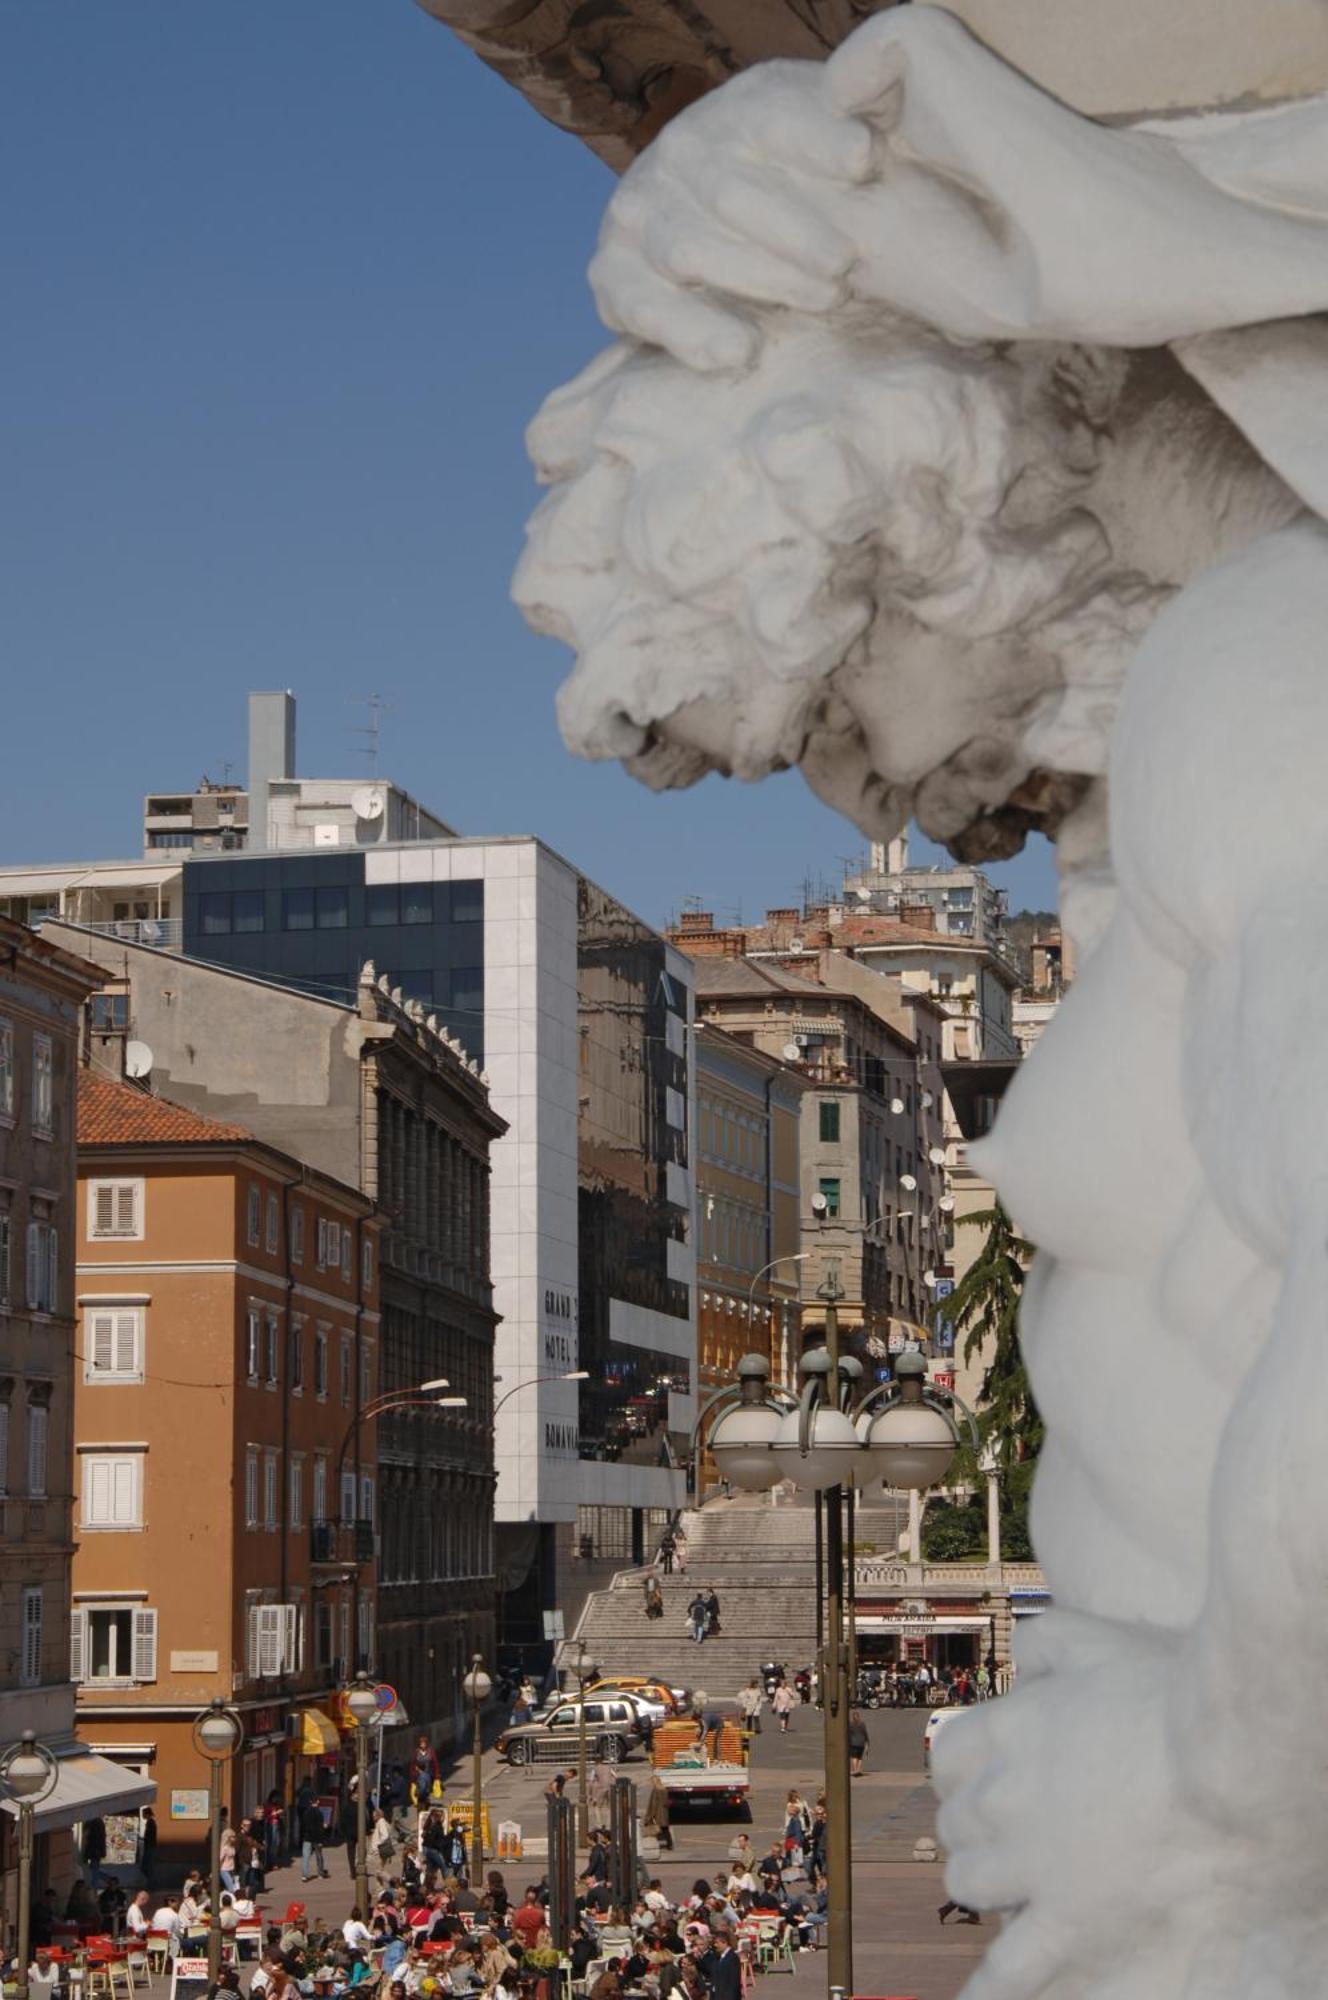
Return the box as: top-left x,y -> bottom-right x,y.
515,316 -> 1158,852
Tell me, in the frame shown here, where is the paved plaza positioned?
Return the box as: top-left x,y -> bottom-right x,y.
261,1699 -> 988,2000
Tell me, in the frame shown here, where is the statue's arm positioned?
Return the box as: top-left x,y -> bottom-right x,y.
591,8 -> 1328,367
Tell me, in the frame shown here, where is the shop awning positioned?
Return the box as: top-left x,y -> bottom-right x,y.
855,1615 -> 992,1633
0,1752 -> 155,1834
299,1708 -> 342,1756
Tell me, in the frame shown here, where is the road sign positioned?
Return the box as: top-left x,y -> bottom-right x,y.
374,1682 -> 397,1713
932,1278 -> 955,1298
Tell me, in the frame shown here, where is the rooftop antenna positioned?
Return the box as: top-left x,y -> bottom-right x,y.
349,692 -> 390,774
221,760 -> 235,786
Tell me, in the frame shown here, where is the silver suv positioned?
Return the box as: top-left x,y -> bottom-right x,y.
496,1697 -> 645,1767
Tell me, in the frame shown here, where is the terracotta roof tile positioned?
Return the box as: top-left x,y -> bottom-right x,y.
78,1070 -> 255,1147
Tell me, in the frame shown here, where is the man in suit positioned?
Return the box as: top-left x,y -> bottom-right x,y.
701,1926 -> 742,2000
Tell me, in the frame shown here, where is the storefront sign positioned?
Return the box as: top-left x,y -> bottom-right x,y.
251,1706 -> 281,1735
104,1814 -> 140,1866
170,1789 -> 211,1822
170,1960 -> 211,2000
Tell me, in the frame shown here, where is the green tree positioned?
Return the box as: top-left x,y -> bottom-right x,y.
946,1203 -> 1040,1552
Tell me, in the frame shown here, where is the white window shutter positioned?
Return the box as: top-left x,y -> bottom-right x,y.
26,1224 -> 40,1308
91,1314 -> 115,1374
95,1185 -> 115,1235
296,1602 -> 306,1671
115,1184 -> 137,1234
28,1407 -> 47,1497
114,1313 -> 138,1376
70,1607 -> 87,1682
246,1603 -> 261,1679
281,1603 -> 297,1673
22,1591 -> 42,1685
341,1469 -> 356,1522
46,1228 -> 57,1311
258,1604 -> 281,1677
111,1457 -> 136,1525
131,1607 -> 157,1682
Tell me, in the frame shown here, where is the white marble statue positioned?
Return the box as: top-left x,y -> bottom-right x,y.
515,10 -> 1328,1993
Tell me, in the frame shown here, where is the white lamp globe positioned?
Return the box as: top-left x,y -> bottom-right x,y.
197,1702 -> 242,1759
709,1401 -> 782,1491
863,1400 -> 958,1491
3,1735 -> 55,1801
346,1677 -> 380,1729
770,1403 -> 863,1491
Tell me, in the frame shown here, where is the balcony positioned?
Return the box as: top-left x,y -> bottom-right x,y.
310,1518 -> 376,1565
77,919 -> 183,952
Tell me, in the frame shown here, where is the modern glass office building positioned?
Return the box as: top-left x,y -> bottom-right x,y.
184,836 -> 695,1649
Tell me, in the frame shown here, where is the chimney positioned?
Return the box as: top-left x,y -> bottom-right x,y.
247,691 -> 296,854
678,911 -> 714,933
887,832 -> 909,874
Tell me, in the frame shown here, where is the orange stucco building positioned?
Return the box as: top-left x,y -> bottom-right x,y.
72,1072 -> 380,1865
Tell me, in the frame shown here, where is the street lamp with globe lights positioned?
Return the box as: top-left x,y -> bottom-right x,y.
692,1295 -> 977,1999
190,1699 -> 242,1982
461,1654 -> 492,1882
345,1673 -> 380,1914
1,1732 -> 59,2000
571,1638 -> 598,1848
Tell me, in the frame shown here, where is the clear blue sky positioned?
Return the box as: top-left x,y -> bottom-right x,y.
1,1 -> 1059,928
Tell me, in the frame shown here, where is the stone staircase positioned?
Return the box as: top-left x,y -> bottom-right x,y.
558,1490 -> 910,1692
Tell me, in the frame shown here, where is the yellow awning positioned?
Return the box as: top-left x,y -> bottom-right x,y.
299,1708 -> 341,1756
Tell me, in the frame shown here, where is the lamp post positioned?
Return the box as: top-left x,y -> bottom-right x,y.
1,1732 -> 58,2000
345,1673 -> 379,1914
698,1328 -> 974,1998
572,1638 -> 598,1848
461,1654 -> 492,1883
191,1699 -> 242,1983
745,1255 -> 808,1383
492,1370 -> 589,1423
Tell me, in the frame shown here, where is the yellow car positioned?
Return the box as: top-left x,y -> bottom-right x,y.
588,1676 -> 685,1715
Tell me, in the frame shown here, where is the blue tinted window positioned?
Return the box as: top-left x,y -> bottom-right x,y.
394,971 -> 433,1007
199,893 -> 231,936
316,887 -> 348,930
450,967 -> 483,1015
401,882 -> 433,925
284,888 -> 315,931
450,879 -> 482,923
233,890 -> 265,934
365,885 -> 398,927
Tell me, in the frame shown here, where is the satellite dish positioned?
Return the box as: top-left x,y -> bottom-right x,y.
782,1043 -> 803,1064
854,886 -> 872,904
900,1172 -> 918,1192
351,785 -> 386,821
924,1268 -> 938,1287
938,1194 -> 956,1213
929,1145 -> 946,1165
889,1097 -> 905,1115
125,1041 -> 154,1081
920,1090 -> 934,1109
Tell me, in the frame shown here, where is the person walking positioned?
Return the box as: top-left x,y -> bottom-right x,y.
299,1797 -> 329,1882
643,1574 -> 664,1621
588,1758 -> 616,1826
687,1592 -> 708,1644
703,1588 -> 721,1637
643,1773 -> 673,1852
770,1682 -> 795,1734
736,1678 -> 764,1736
847,1710 -> 870,1777
672,1533 -> 689,1577
658,1532 -> 676,1576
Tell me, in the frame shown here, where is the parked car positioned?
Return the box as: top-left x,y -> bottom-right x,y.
923,1706 -> 965,1771
581,1685 -> 671,1726
497,1697 -> 646,1767
588,1675 -> 689,1713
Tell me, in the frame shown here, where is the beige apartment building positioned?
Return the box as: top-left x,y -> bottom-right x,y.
73,1071 -> 380,1866
0,921 -> 153,1941
674,936 -> 948,1359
